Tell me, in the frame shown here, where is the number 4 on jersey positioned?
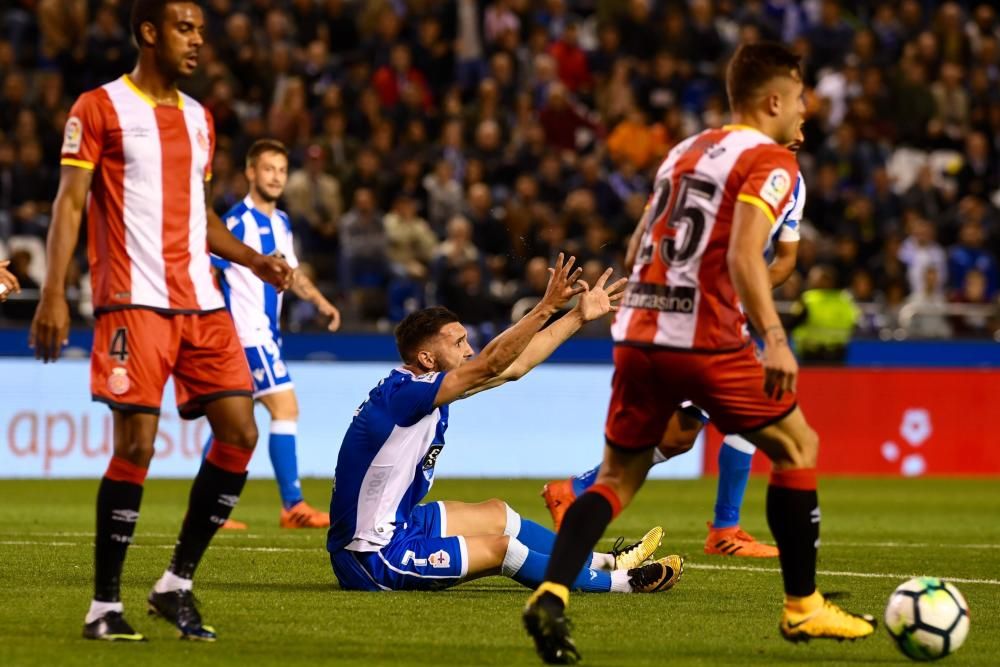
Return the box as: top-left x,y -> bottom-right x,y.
109,327 -> 128,362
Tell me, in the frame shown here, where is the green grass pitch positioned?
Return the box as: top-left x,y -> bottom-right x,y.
1,477 -> 998,666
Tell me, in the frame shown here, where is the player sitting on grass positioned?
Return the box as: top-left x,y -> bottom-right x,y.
327,255 -> 682,594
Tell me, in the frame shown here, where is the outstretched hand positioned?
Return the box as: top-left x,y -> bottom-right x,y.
574,268 -> 628,322
539,253 -> 586,312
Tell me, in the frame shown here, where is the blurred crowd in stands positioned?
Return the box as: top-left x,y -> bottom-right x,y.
1,0 -> 999,340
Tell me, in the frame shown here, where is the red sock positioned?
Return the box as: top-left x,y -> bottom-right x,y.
105,456 -> 148,485
205,440 -> 253,473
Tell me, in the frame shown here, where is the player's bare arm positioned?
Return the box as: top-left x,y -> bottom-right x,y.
29,165 -> 92,363
0,261 -> 21,302
432,253 -> 585,406
205,195 -> 293,290
462,268 -> 627,398
291,269 -> 341,331
768,240 -> 799,287
623,201 -> 655,274
728,202 -> 798,400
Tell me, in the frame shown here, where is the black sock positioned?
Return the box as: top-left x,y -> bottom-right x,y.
766,483 -> 819,597
94,478 -> 143,602
543,490 -> 615,592
168,460 -> 247,580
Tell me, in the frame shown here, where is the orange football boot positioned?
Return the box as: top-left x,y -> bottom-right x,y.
220,518 -> 248,530
541,479 -> 577,530
704,522 -> 779,558
280,501 -> 330,528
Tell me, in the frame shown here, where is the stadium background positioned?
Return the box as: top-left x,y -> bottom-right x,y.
1,0 -> 998,479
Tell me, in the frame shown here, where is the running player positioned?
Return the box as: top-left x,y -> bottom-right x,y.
206,138 -> 340,530
327,257 -> 682,595
30,0 -> 292,642
523,43 -> 875,664
541,133 -> 807,559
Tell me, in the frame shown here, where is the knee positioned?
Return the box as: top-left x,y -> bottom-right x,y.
780,426 -> 819,469
658,432 -> 697,459
485,498 -> 510,533
217,420 -> 258,449
114,438 -> 156,467
797,427 -> 819,468
270,404 -> 299,422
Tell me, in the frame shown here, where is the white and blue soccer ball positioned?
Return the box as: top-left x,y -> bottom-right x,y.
885,577 -> 970,661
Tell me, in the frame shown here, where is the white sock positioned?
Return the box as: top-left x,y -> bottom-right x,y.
153,569 -> 193,594
270,420 -> 297,435
652,447 -> 668,464
610,570 -> 633,593
85,599 -> 123,624
590,552 -> 616,570
501,537 -> 529,577
502,503 -> 520,538
724,434 -> 757,455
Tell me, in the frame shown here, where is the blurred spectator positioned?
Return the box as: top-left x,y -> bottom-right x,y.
607,106 -> 666,171
956,131 -> 997,199
267,77 -> 311,150
549,20 -> 591,94
948,219 -> 998,298
539,82 -> 599,152
423,159 -> 464,233
903,265 -> 953,339
790,265 -> 859,362
11,140 -> 55,237
373,44 -> 432,111
284,144 -> 342,250
899,218 -> 948,296
949,268 -> 997,336
339,188 -> 387,320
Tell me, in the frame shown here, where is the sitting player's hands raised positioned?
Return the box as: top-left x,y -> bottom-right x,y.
250,252 -> 294,291
537,253 -> 586,313
574,267 -> 628,322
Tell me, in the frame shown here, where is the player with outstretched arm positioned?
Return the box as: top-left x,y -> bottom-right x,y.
327,256 -> 682,595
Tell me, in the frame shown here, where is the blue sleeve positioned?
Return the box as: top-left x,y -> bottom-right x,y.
212,210 -> 245,270
387,372 -> 446,427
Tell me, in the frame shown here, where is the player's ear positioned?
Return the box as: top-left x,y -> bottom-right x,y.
416,349 -> 435,373
139,21 -> 158,48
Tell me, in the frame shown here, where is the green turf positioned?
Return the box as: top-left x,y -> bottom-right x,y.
1,477 -> 997,666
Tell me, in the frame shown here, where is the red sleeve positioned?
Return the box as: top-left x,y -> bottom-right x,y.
736,144 -> 799,224
60,90 -> 107,171
203,107 -> 216,182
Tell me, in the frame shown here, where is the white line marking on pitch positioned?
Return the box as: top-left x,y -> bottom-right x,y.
686,563 -> 1000,586
3,539 -> 1000,586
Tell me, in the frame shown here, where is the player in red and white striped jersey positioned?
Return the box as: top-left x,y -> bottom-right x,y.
524,43 -> 876,664
29,0 -> 292,643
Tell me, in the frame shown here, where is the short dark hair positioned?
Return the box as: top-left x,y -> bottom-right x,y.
394,307 -> 460,364
726,42 -> 802,112
130,0 -> 189,47
246,138 -> 288,167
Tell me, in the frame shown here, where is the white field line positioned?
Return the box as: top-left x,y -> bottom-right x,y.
685,563 -> 1000,586
3,532 -> 998,550
2,539 -> 999,586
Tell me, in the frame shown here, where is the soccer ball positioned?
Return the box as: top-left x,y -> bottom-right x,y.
885,577 -> 970,661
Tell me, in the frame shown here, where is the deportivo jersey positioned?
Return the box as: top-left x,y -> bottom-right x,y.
212,195 -> 299,347
767,173 -> 805,261
612,125 -> 800,352
327,369 -> 449,554
60,75 -> 223,314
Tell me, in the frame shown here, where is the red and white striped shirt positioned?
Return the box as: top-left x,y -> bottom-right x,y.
60,75 -> 223,314
611,125 -> 799,352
